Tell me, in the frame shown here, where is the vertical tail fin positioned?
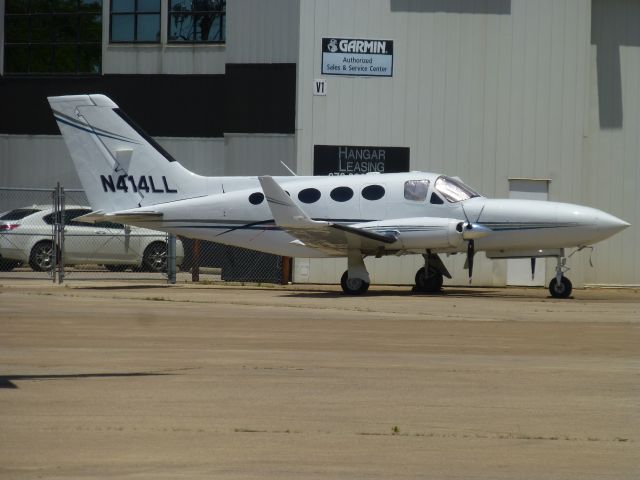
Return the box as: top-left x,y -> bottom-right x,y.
48,94 -> 210,212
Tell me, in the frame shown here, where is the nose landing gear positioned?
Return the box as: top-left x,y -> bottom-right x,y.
549,252 -> 573,298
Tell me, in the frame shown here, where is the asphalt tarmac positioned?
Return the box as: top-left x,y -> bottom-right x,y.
1,281 -> 638,479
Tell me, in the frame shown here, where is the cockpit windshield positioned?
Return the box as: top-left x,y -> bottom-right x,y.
434,176 -> 481,203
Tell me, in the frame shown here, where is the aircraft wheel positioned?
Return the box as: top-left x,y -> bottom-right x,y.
549,276 -> 572,298
340,270 -> 370,295
415,266 -> 443,293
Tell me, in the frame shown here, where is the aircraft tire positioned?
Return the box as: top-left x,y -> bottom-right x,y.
340,270 -> 370,295
549,276 -> 572,298
415,266 -> 444,293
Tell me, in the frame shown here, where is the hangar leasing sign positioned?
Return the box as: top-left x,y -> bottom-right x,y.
322,38 -> 393,77
314,145 -> 409,175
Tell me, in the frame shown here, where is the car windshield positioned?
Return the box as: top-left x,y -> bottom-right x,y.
0,208 -> 41,221
434,176 -> 481,203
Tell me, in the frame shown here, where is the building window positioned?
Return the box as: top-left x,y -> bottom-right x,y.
168,0 -> 225,43
110,0 -> 160,43
4,0 -> 102,74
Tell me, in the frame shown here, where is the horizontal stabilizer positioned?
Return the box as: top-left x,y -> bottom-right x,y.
75,210 -> 163,224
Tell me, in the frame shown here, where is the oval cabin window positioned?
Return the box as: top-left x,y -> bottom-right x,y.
298,188 -> 321,204
330,186 -> 354,202
248,192 -> 264,205
361,184 -> 385,201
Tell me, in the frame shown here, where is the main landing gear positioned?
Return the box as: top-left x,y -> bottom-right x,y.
548,252 -> 573,298
340,250 -> 371,295
415,266 -> 443,293
339,251 -> 451,295
414,252 -> 449,294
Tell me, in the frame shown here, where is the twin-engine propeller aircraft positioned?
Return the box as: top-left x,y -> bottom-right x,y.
48,94 -> 630,297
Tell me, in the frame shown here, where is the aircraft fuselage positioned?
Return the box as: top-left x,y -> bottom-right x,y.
122,172 -> 628,258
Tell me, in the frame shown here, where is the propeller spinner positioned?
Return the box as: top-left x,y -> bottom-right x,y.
459,204 -> 492,281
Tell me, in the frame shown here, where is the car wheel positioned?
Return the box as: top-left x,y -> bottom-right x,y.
143,241 -> 168,272
29,241 -> 54,272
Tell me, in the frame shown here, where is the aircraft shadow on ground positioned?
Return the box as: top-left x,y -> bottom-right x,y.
0,372 -> 171,389
73,285 -> 173,291
280,288 -> 543,300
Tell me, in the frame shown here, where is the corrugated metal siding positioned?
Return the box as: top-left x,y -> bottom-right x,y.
224,134 -> 296,176
103,46 -> 227,75
226,0 -> 300,63
157,138 -> 225,176
584,0 -> 640,285
0,135 -> 81,188
0,136 -> 225,188
296,0 -> 614,286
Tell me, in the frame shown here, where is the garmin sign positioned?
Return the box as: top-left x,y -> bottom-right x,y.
314,145 -> 409,175
322,38 -> 394,77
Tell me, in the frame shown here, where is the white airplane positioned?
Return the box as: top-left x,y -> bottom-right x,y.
48,94 -> 630,297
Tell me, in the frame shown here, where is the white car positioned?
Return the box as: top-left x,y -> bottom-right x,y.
0,206 -> 183,272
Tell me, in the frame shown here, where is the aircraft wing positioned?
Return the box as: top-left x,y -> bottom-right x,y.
259,176 -> 397,256
74,210 -> 163,224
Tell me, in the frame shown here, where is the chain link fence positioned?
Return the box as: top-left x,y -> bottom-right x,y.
0,186 -> 288,284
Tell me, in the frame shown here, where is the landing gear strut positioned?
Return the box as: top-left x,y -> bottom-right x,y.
340,250 -> 370,295
414,252 -> 449,294
548,252 -> 573,298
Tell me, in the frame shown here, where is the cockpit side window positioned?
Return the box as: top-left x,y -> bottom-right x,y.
434,176 -> 480,203
430,192 -> 444,204
404,179 -> 430,201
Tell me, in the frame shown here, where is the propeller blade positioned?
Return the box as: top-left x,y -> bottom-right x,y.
467,239 -> 475,281
531,257 -> 536,280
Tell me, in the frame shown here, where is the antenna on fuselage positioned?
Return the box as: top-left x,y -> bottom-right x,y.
280,161 -> 297,176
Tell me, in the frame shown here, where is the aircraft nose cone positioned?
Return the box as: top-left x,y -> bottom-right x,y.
596,212 -> 630,234
563,205 -> 630,242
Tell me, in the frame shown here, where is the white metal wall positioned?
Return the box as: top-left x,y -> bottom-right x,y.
584,0 -> 640,285
223,134 -> 296,176
295,0 -> 638,286
226,0 -> 300,64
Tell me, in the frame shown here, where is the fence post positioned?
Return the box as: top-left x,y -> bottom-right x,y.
281,256 -> 291,285
192,239 -> 200,282
52,183 -> 65,284
167,234 -> 177,284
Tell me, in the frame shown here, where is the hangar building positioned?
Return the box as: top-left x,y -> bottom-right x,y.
1,0 -> 638,287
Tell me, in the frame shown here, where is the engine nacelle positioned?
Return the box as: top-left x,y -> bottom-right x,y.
354,217 -> 467,251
